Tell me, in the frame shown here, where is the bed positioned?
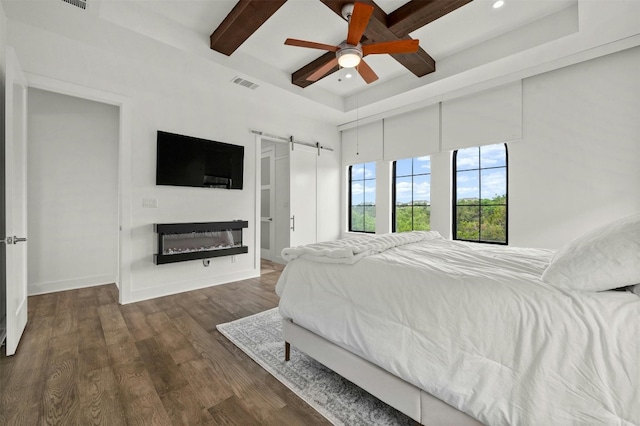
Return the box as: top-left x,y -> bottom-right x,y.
275,214 -> 640,426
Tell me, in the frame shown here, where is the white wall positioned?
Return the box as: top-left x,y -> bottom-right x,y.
341,46 -> 640,249
7,12 -> 340,302
509,46 -> 640,248
429,151 -> 452,239
27,88 -> 119,294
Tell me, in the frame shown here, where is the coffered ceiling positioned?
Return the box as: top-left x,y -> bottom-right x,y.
209,0 -> 474,88
121,0 -> 577,101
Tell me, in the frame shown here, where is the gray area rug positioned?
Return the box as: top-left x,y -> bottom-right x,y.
217,308 -> 415,426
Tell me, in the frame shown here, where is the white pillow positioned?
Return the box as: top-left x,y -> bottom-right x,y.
541,213 -> 640,291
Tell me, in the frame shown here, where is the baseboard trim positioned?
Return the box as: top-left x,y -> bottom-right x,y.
126,268 -> 260,304
273,255 -> 286,265
29,274 -> 117,296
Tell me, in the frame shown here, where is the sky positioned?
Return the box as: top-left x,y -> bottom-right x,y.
395,156 -> 430,204
456,144 -> 507,201
351,162 -> 376,204
350,144 -> 507,205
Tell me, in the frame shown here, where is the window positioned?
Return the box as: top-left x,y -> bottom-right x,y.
393,156 -> 431,232
453,144 -> 508,243
349,162 -> 376,233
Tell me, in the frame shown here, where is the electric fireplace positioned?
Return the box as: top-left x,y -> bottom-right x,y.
154,220 -> 249,264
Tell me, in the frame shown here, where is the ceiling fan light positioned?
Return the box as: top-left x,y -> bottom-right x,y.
338,53 -> 361,68
337,47 -> 362,68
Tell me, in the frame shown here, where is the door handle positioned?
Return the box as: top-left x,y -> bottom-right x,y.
14,237 -> 27,243
290,215 -> 295,231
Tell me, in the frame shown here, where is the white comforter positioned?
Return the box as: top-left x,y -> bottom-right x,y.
276,234 -> 640,426
281,230 -> 440,264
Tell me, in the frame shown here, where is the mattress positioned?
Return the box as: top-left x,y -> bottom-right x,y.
276,233 -> 640,426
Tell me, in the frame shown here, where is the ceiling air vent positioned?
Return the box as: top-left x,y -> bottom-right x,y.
62,0 -> 87,9
231,76 -> 259,90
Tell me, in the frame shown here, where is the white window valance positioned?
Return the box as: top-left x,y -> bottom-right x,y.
341,120 -> 383,165
341,80 -> 522,164
442,81 -> 522,150
383,104 -> 440,161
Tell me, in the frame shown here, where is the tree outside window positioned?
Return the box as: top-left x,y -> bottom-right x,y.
393,156 -> 431,232
349,162 -> 376,233
453,144 -> 507,243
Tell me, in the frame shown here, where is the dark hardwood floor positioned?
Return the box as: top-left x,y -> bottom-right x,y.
0,266 -> 331,425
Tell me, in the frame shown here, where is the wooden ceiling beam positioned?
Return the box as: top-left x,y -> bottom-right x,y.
210,0 -> 287,56
311,0 -> 436,83
292,52 -> 340,88
387,0 -> 473,36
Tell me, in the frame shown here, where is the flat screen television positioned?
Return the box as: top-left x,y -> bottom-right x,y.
156,131 -> 244,189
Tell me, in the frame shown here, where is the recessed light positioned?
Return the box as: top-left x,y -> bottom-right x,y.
493,0 -> 505,9
345,72 -> 353,79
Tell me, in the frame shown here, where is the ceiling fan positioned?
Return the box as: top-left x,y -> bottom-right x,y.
284,2 -> 420,84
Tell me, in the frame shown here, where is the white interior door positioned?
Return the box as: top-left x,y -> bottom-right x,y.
289,145 -> 317,247
3,47 -> 29,356
260,147 -> 275,260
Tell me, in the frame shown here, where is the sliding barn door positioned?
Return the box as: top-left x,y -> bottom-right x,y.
3,47 -> 29,356
260,147 -> 276,260
289,145 -> 317,248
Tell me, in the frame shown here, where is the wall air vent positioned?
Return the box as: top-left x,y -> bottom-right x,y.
62,0 -> 87,9
231,76 -> 259,90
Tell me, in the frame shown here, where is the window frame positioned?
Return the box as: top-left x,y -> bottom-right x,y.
348,163 -> 376,234
452,143 -> 509,245
392,157 -> 431,233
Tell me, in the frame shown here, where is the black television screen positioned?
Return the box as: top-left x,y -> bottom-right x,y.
156,131 -> 244,189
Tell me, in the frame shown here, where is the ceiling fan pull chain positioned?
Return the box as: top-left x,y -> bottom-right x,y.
356,92 -> 360,156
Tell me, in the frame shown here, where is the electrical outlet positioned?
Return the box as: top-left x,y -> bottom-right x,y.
142,198 -> 158,208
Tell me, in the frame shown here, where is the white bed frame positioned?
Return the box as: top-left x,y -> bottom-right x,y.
283,318 -> 483,426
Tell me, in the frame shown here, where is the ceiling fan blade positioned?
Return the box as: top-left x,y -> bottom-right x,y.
346,2 -> 374,46
285,38 -> 339,52
307,57 -> 339,81
362,39 -> 420,55
357,59 -> 378,84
